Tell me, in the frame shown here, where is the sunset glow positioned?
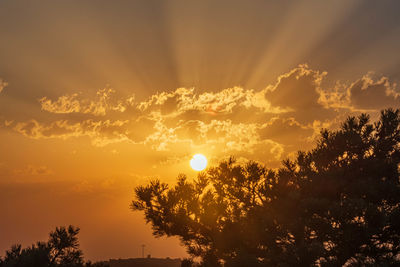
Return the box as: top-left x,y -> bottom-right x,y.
1,0 -> 400,264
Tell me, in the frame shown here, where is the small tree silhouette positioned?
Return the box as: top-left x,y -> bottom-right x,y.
48,225 -> 83,266
132,109 -> 400,266
0,225 -> 89,267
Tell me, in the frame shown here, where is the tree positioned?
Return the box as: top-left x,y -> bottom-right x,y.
181,258 -> 194,267
48,225 -> 84,266
0,225 -> 85,267
132,108 -> 400,266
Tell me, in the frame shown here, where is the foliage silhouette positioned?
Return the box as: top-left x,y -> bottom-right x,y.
0,225 -> 108,267
181,258 -> 194,267
132,109 -> 400,266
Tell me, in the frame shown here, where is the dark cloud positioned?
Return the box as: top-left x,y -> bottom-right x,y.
265,65 -> 324,110
349,74 -> 399,110
258,117 -> 313,145
264,64 -> 338,124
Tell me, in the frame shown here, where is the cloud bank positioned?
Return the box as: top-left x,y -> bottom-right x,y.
5,65 -> 399,166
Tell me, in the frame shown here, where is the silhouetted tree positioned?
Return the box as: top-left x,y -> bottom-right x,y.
181,258 -> 194,267
0,225 -> 88,267
132,109 -> 400,266
48,225 -> 83,266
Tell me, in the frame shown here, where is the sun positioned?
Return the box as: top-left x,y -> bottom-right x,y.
190,154 -> 208,171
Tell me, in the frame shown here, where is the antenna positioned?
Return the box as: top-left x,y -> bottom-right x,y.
141,244 -> 145,258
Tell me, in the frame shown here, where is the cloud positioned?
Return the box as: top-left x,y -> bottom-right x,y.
258,117 -> 314,146
14,164 -> 53,176
0,78 -> 8,93
317,73 -> 400,112
13,119 -> 132,146
318,81 -> 351,109
8,65 -> 400,168
348,74 -> 399,110
143,118 -> 179,151
39,88 -> 135,116
142,117 -> 286,165
263,64 -> 338,124
142,117 -> 263,153
265,64 -> 326,110
201,120 -> 261,152
138,86 -> 284,122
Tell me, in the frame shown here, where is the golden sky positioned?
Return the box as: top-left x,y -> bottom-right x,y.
1,0 -> 400,261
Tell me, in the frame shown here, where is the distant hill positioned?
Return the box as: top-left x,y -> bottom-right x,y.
109,257 -> 181,267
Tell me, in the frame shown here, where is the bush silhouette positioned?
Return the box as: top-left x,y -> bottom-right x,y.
132,109 -> 400,266
181,258 -> 194,267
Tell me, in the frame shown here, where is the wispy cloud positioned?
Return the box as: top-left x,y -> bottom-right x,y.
13,119 -> 131,146
39,88 -> 135,116
13,164 -> 53,176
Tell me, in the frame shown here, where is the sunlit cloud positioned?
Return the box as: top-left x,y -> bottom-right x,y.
13,119 -> 132,147
39,88 -> 135,116
6,65 -> 399,167
137,86 -> 283,118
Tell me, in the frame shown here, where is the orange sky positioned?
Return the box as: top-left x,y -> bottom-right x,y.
1,0 -> 400,261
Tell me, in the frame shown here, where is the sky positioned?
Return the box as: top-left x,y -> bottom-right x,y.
1,0 -> 400,262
